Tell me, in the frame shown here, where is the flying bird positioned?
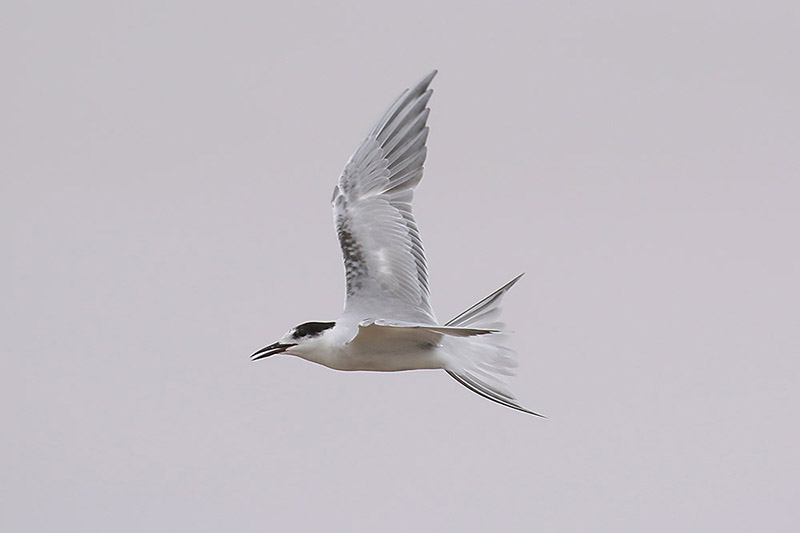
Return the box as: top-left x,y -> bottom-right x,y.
251,71 -> 541,416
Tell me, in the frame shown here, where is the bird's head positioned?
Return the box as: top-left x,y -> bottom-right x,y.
250,321 -> 336,361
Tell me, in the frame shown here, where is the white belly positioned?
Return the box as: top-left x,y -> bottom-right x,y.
333,341 -> 444,371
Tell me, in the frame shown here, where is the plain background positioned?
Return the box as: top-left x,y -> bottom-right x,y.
3,1 -> 798,531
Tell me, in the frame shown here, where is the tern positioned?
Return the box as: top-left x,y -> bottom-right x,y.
251,71 -> 542,416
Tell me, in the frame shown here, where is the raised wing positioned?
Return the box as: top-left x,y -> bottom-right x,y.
332,71 -> 437,324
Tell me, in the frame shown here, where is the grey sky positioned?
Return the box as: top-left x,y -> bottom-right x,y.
3,1 -> 799,531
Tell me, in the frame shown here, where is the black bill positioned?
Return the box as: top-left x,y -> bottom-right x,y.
250,342 -> 297,361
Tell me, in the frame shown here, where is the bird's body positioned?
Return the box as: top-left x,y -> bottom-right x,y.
252,71 -> 541,416
288,322 -> 445,372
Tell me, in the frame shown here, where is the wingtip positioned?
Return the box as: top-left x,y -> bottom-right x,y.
413,70 -> 438,92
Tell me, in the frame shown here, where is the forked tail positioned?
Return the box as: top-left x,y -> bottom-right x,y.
444,274 -> 543,417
